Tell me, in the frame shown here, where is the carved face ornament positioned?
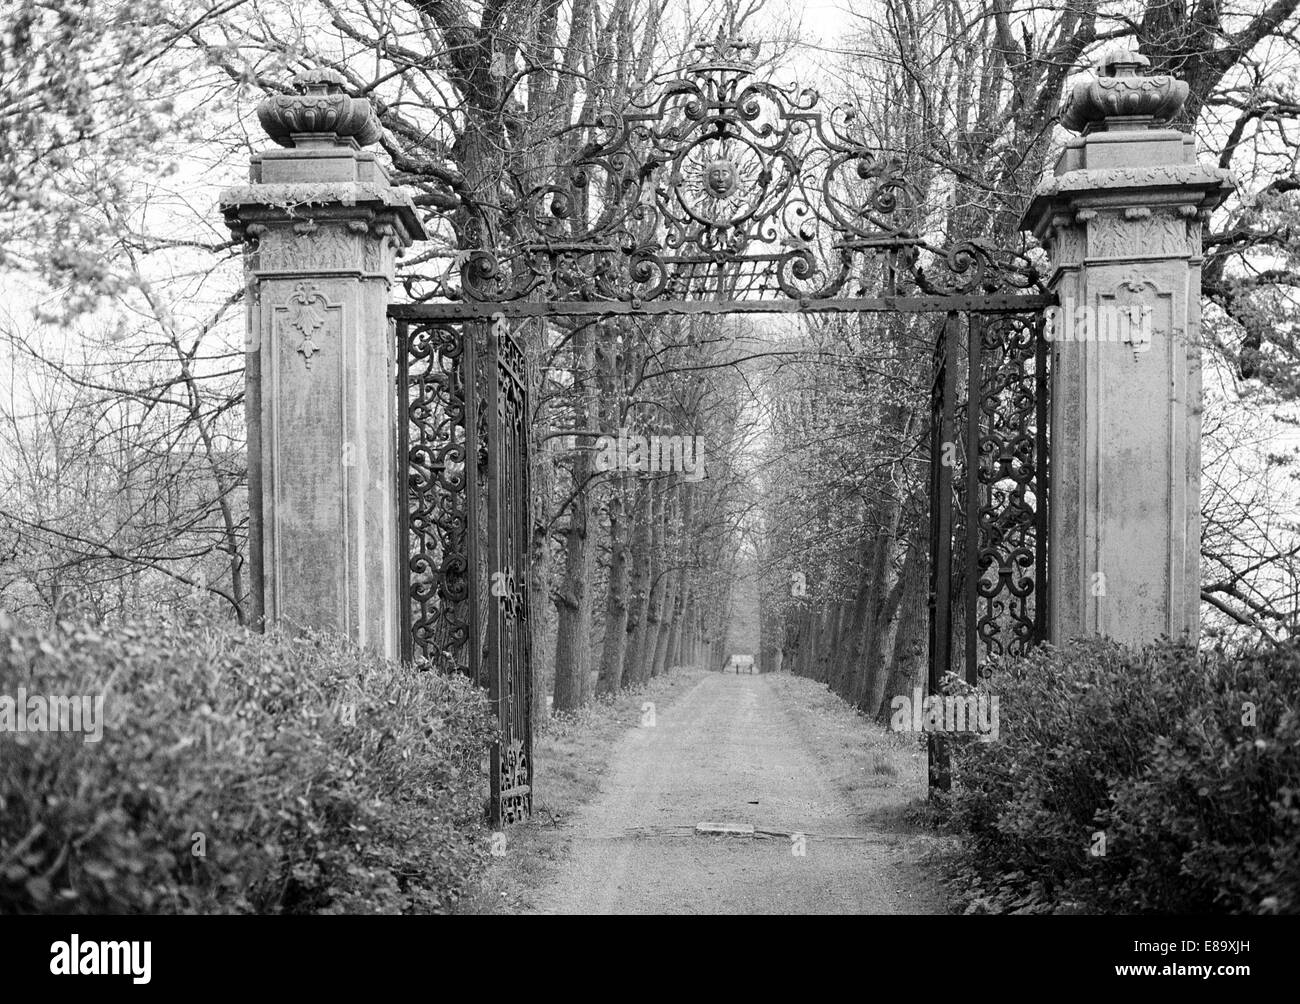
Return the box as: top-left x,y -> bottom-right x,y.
704,158 -> 738,199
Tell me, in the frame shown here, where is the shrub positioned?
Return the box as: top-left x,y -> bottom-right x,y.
941,638 -> 1300,914
0,611 -> 496,914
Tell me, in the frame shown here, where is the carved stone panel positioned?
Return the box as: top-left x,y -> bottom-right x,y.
362,230 -> 399,278
1049,214 -> 1084,269
1086,209 -> 1189,260
257,224 -> 363,273
1095,268 -> 1176,360
268,281 -> 346,631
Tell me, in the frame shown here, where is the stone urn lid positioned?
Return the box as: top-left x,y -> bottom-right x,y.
256,68 -> 383,148
1060,48 -> 1188,134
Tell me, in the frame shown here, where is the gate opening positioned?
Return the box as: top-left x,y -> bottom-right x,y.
389,39 -> 1053,821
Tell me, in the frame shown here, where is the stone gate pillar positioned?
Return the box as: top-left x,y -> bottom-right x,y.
220,70 -> 426,656
1021,51 -> 1233,647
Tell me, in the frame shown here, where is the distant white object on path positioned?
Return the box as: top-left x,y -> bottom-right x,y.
723,653 -> 755,674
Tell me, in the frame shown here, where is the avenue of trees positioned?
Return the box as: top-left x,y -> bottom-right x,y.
1,0 -> 1297,723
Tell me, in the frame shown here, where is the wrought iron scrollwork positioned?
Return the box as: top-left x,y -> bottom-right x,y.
973,314 -> 1045,666
399,315 -> 534,825
932,312 -> 1049,691
497,739 -> 531,825
398,319 -> 473,668
408,39 -> 1042,306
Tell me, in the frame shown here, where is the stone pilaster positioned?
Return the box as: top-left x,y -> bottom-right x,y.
1022,51 -> 1233,647
221,70 -> 426,656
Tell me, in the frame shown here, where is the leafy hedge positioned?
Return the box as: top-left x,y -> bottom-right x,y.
942,638 -> 1300,914
0,612 -> 496,914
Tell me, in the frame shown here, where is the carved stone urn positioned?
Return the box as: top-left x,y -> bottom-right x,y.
256,68 -> 383,148
1060,49 -> 1188,134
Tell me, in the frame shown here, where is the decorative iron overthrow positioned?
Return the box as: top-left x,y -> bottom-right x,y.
424,38 -> 1042,305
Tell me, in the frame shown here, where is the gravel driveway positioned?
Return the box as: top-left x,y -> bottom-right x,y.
532,672 -> 946,914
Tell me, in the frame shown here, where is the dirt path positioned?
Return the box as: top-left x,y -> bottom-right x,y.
531,672 -> 946,915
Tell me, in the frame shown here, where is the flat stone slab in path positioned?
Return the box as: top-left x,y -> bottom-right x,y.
695,822 -> 755,836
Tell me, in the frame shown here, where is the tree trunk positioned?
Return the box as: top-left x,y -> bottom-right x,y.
859,544 -> 908,715
650,569 -> 677,677
849,490 -> 905,707
633,486 -> 667,685
529,439 -> 552,725
878,535 -> 929,724
595,482 -> 630,694
823,602 -> 843,689
621,482 -> 653,688
551,491 -> 592,711
665,584 -> 688,671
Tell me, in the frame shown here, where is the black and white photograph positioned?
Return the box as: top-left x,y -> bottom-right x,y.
0,0 -> 1295,978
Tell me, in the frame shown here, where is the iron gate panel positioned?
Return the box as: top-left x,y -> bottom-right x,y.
928,310 -> 1050,787
485,318 -> 533,825
968,313 -> 1050,670
396,318 -> 476,670
396,316 -> 532,827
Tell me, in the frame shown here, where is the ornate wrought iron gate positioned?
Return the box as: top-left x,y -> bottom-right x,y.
394,315 -> 532,826
928,311 -> 1050,787
389,36 -> 1054,809
483,319 -> 533,824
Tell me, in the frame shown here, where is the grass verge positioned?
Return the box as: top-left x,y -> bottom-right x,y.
766,672 -> 953,913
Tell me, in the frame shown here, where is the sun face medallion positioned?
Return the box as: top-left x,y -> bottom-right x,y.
703,158 -> 739,199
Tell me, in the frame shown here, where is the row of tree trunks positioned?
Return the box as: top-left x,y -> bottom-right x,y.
583,471 -> 720,699
779,518 -> 928,723
775,394 -> 928,720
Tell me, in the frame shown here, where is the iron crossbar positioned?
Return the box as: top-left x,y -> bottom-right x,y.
387,294 -> 1057,321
